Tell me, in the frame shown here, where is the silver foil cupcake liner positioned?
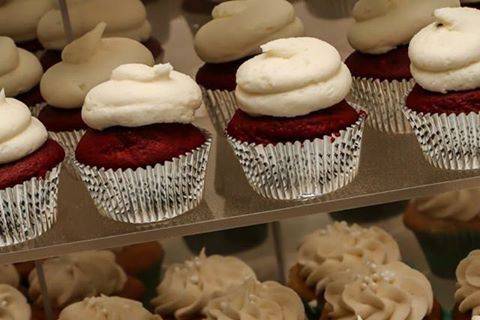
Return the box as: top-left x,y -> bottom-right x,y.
73,134 -> 212,224
49,130 -> 85,179
201,87 -> 237,132
348,77 -> 415,134
0,164 -> 61,246
403,108 -> 480,170
227,115 -> 366,200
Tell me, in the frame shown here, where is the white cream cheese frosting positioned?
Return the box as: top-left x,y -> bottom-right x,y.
82,63 -> 203,130
455,250 -> 480,315
235,37 -> 351,117
0,265 -> 19,288
194,0 -> 304,63
0,284 -> 31,320
0,37 -> 43,97
0,90 -> 48,165
58,296 -> 162,320
409,7 -> 480,93
151,249 -> 256,319
205,278 -> 305,320
324,261 -> 433,320
0,0 -> 53,42
40,23 -> 154,109
297,222 -> 401,295
412,188 -> 480,221
28,250 -> 127,308
348,0 -> 460,54
37,0 -> 151,50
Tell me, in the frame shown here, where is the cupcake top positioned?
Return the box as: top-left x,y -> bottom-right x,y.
82,63 -> 202,130
58,296 -> 162,320
37,0 -> 151,50
235,37 -> 351,118
348,0 -> 459,54
0,37 -> 43,97
204,278 -> 305,320
0,284 -> 31,320
409,7 -> 480,93
324,261 -> 433,320
194,0 -> 304,63
455,250 -> 480,315
28,250 -> 127,308
0,0 -> 53,42
0,264 -> 19,288
412,188 -> 480,222
297,222 -> 401,295
151,249 -> 256,319
0,90 -> 48,165
40,23 -> 154,110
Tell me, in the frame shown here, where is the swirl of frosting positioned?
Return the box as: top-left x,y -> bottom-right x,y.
0,265 -> 19,288
409,7 -> 480,93
348,0 -> 459,54
0,37 -> 43,97
151,249 -> 256,319
40,23 -> 154,109
0,284 -> 31,320
412,188 -> 480,221
324,261 -> 433,320
0,0 -> 53,42
0,90 -> 47,165
82,63 -> 202,130
235,37 -> 351,117
194,0 -> 304,63
28,250 -> 127,308
37,0 -> 151,50
296,222 -> 401,295
205,278 -> 305,320
455,250 -> 480,315
58,296 -> 162,320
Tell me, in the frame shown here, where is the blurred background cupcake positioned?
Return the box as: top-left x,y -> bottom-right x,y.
0,284 -> 32,320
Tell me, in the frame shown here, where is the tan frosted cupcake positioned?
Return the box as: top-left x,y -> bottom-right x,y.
454,250 -> 480,320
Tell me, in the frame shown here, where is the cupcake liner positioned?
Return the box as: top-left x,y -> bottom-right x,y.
49,130 -> 85,179
227,115 -> 366,200
73,134 -> 212,224
29,102 -> 46,118
201,87 -> 237,132
0,164 -> 62,247
347,77 -> 415,134
403,108 -> 480,170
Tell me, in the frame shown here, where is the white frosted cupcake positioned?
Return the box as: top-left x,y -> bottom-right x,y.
454,250 -> 480,319
0,284 -> 31,320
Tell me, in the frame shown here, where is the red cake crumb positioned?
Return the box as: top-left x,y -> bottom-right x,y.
196,56 -> 253,91
15,85 -> 44,107
0,139 -> 65,189
406,84 -> 480,115
76,123 -> 207,170
345,46 -> 411,81
38,106 -> 87,132
227,100 -> 361,145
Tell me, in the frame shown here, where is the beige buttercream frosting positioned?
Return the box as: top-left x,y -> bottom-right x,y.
151,249 -> 256,319
40,23 -> 154,109
0,37 -> 43,97
205,278 -> 305,320
28,250 -> 127,308
194,0 -> 304,63
37,0 -> 151,50
455,250 -> 480,315
0,265 -> 19,288
297,222 -> 401,295
0,284 -> 31,320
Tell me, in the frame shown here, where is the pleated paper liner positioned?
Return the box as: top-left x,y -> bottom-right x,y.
227,114 -> 366,200
403,108 -> 480,170
348,77 -> 415,134
0,164 -> 62,246
49,130 -> 86,179
74,133 -> 212,224
201,87 -> 237,132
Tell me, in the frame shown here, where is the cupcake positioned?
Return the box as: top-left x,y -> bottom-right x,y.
403,7 -> 480,170
204,278 -> 306,320
75,63 -> 211,223
38,22 -> 154,166
227,37 -> 365,200
151,249 -> 256,319
454,250 -> 480,320
194,0 -> 304,131
0,91 -> 64,246
0,264 -> 20,288
0,37 -> 44,115
37,0 -> 162,70
404,188 -> 480,278
0,284 -> 32,320
462,0 -> 480,8
0,0 -> 52,52
346,0 -> 459,134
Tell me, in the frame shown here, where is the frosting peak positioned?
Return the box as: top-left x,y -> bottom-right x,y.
62,22 -> 106,64
0,284 -> 31,320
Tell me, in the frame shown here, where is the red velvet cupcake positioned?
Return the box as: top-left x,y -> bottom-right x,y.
227,38 -> 365,200
75,63 -> 211,223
